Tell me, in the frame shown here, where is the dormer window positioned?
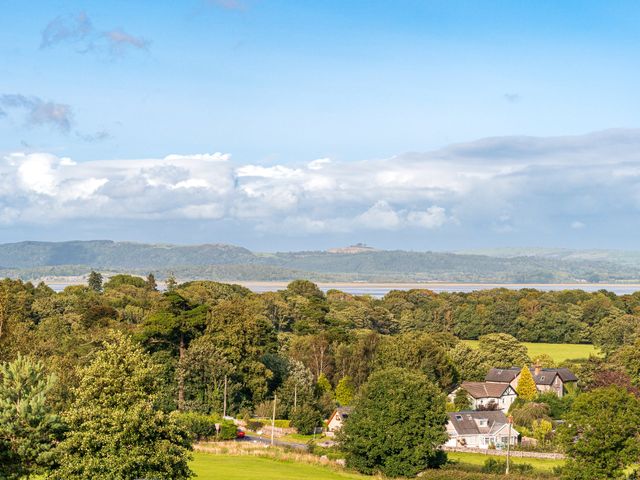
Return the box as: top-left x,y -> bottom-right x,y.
455,415 -> 463,421
478,419 -> 488,427
540,376 -> 545,381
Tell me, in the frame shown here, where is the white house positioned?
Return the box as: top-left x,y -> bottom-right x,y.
448,381 -> 517,412
326,407 -> 352,436
445,411 -> 518,450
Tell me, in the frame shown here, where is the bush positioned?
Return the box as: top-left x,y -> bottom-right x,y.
290,405 -> 324,435
253,418 -> 290,428
171,411 -> 236,441
481,458 -> 534,474
246,420 -> 264,431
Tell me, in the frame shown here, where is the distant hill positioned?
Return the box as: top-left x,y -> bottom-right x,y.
1,240 -> 640,283
0,240 -> 256,269
458,247 -> 640,268
327,243 -> 378,254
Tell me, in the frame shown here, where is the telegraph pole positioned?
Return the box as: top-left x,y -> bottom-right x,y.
271,394 -> 277,447
222,375 -> 228,418
506,414 -> 513,475
294,383 -> 298,411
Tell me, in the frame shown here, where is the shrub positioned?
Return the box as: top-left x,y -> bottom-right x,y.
290,404 -> 324,435
511,402 -> 550,428
481,458 -> 534,474
172,411 -> 236,441
246,420 -> 264,431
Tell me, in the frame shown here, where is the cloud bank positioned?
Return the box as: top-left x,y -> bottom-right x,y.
1,130 -> 640,241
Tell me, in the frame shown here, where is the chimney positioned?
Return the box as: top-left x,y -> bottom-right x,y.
534,364 -> 541,376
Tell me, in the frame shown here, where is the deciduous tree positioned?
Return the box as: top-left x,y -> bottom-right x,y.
558,386 -> 640,480
339,367 -> 447,478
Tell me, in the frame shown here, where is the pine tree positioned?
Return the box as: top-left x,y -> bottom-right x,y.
166,273 -> 178,292
87,270 -> 103,292
50,332 -> 192,480
146,273 -> 157,291
0,355 -> 62,479
517,365 -> 538,401
335,376 -> 355,406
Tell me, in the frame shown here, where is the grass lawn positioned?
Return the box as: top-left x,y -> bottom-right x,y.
463,340 -> 599,363
190,452 -> 369,479
447,451 -> 564,472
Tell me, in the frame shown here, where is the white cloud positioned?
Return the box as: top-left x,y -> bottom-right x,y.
571,221 -> 586,229
407,206 -> 449,229
357,201 -> 401,230
308,158 -> 331,170
3,130 -> 640,238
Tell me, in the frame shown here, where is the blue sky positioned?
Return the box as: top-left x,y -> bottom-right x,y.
1,1 -> 640,250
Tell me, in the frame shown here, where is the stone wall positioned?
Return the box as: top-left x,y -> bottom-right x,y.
442,446 -> 565,460
259,425 -> 298,438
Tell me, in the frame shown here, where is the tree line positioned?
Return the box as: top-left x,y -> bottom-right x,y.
1,275 -> 640,478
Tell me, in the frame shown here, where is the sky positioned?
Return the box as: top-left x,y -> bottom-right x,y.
1,1 -> 640,251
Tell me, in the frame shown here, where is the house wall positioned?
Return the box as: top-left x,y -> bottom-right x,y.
327,416 -> 343,433
471,393 -> 517,412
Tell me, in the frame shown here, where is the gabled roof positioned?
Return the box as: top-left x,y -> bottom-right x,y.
485,367 -> 578,385
557,368 -> 578,382
485,367 -> 520,383
460,381 -> 513,399
447,411 -> 508,436
328,406 -> 353,424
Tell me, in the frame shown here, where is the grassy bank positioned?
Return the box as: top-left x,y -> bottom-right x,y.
191,452 -> 370,479
462,340 -> 599,363
447,451 -> 563,472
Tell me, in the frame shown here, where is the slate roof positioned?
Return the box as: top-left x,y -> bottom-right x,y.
556,368 -> 578,382
447,411 -> 509,436
485,367 -> 578,385
485,367 -> 520,383
460,381 -> 513,399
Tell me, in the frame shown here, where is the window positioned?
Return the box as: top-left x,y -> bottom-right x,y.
478,419 -> 488,427
455,415 -> 463,421
540,376 -> 545,381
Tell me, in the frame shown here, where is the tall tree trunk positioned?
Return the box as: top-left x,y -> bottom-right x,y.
178,333 -> 185,410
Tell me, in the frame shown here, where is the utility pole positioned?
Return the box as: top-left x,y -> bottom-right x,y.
271,394 -> 277,447
222,375 -> 228,418
294,383 -> 297,411
506,414 -> 513,475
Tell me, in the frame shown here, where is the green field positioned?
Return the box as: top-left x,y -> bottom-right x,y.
447,451 -> 563,472
463,340 -> 599,363
191,451 -> 564,479
191,452 -> 369,479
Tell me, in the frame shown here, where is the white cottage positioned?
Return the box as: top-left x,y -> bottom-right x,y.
448,381 -> 517,412
445,411 -> 518,449
326,407 -> 352,437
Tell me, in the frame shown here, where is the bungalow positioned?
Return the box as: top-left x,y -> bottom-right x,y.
485,365 -> 578,398
326,407 -> 352,436
448,381 -> 517,412
445,410 -> 518,450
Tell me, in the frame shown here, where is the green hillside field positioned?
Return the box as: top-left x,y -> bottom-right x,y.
191,453 -> 369,479
463,340 -> 600,363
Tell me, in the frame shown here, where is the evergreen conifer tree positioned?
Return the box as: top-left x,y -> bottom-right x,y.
517,365 -> 538,401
